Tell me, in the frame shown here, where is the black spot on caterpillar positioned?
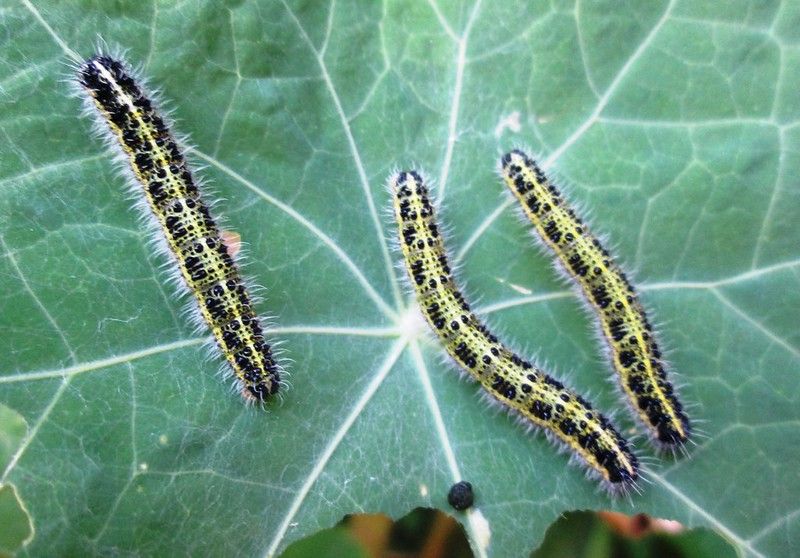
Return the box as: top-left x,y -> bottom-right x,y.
390,170 -> 638,489
77,54 -> 281,403
500,149 -> 690,448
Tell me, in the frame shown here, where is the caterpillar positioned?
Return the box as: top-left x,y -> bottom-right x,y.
77,54 -> 281,402
390,170 -> 638,488
500,149 -> 690,448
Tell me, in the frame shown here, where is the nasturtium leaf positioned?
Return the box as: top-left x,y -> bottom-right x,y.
1,1 -> 797,556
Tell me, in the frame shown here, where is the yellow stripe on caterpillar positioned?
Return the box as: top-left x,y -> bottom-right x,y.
77,55 -> 282,402
390,170 -> 638,488
500,149 -> 690,448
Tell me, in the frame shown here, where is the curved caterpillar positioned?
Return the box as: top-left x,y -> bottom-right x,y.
500,150 -> 690,448
77,55 -> 281,402
390,170 -> 638,488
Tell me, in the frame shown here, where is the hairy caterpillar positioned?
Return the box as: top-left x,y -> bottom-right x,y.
77,54 -> 281,402
500,150 -> 690,447
390,170 -> 638,488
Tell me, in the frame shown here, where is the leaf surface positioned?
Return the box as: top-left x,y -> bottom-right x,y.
1,1 -> 798,556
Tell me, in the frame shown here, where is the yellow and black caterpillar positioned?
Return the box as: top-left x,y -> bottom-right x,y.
391,170 -> 638,488
78,55 -> 281,402
501,150 -> 690,448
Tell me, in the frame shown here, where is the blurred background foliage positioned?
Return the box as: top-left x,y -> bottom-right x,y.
281,510 -> 736,558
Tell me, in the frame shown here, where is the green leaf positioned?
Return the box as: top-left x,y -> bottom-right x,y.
0,404 -> 33,556
0,484 -> 35,557
280,525 -> 369,558
0,404 -> 27,472
1,1 -> 797,557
